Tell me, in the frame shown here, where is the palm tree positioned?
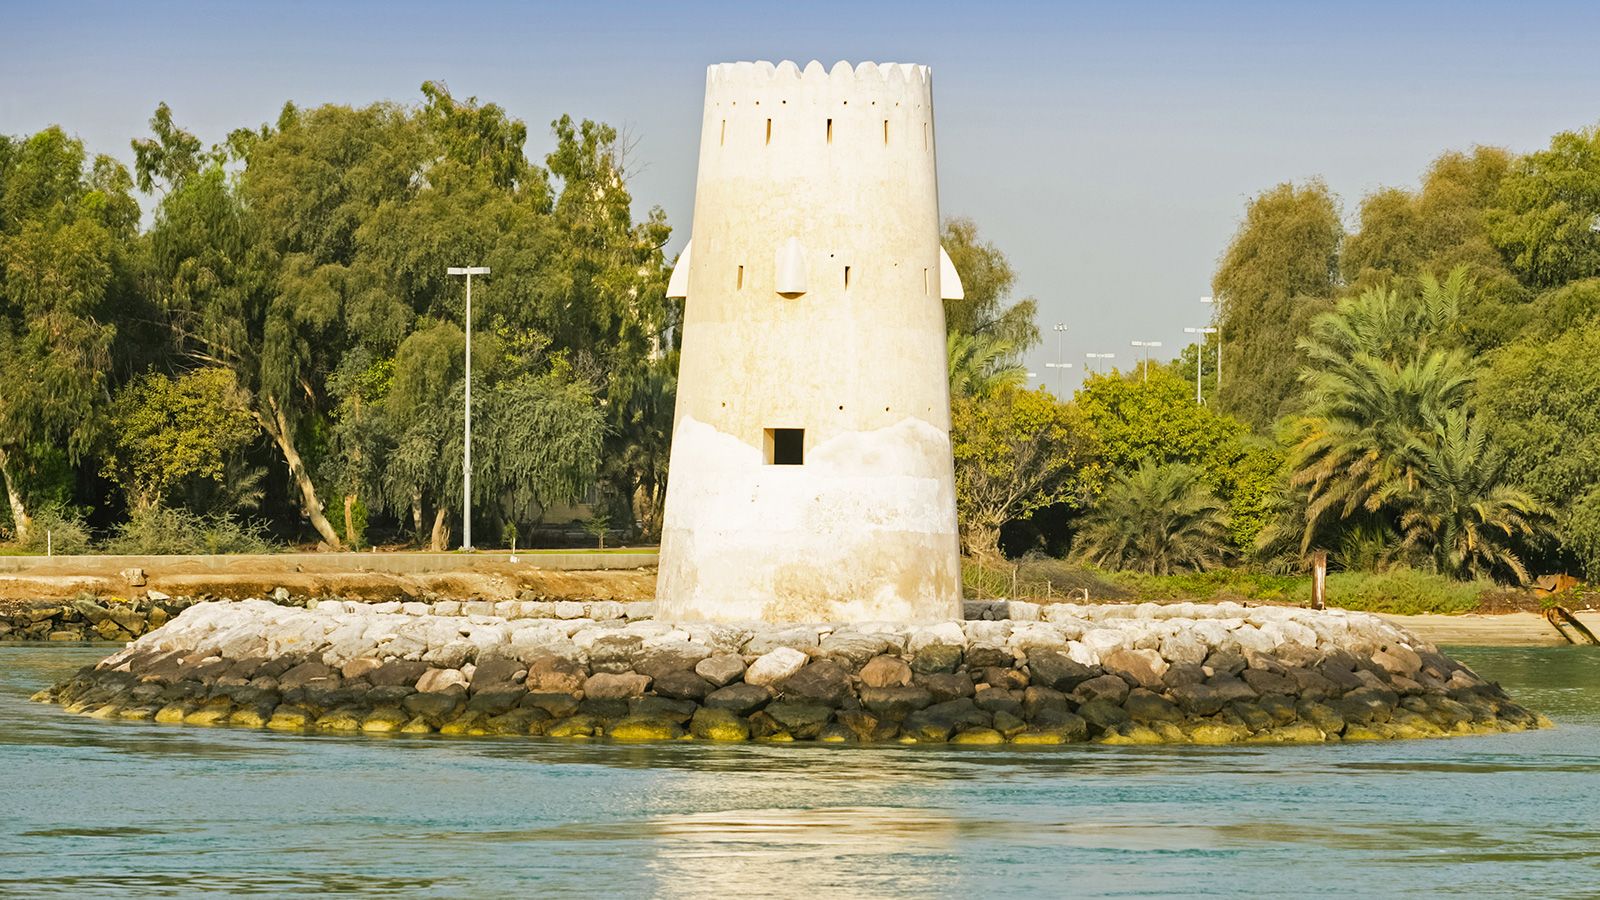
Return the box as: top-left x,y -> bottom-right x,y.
1286,271 -> 1476,549
1073,461 -> 1229,575
1278,268 -> 1548,582
947,331 -> 1027,399
1396,411 -> 1547,583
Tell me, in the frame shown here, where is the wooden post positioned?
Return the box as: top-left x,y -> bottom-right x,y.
1312,550 -> 1327,610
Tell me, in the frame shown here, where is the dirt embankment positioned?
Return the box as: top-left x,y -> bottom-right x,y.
0,553 -> 656,608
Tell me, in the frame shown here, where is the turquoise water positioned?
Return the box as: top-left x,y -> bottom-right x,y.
2,645 -> 1596,898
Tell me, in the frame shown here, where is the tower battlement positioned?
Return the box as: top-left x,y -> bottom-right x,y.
706,59 -> 931,91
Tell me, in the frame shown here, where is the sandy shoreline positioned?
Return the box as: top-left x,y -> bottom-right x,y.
1382,611 -> 1600,647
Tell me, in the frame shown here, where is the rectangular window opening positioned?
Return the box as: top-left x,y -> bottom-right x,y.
737,265 -> 744,289
826,118 -> 833,144
923,267 -> 930,295
844,265 -> 851,289
765,118 -> 772,145
883,119 -> 889,144
765,428 -> 804,466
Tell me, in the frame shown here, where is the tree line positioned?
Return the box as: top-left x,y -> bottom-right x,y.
1,84 -> 672,552
953,122 -> 1600,585
5,83 -> 1597,586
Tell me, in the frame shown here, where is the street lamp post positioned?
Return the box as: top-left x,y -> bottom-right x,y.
1201,296 -> 1221,390
1085,352 -> 1115,375
1184,326 -> 1218,404
1051,322 -> 1067,394
447,265 -> 490,551
1130,340 -> 1162,383
1044,361 -> 1073,394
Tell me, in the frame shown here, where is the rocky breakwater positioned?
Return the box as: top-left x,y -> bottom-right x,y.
37,599 -> 1548,744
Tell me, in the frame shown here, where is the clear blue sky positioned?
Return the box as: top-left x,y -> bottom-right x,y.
4,0 -> 1598,391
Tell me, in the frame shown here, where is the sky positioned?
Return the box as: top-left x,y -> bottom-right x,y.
4,0 -> 1599,392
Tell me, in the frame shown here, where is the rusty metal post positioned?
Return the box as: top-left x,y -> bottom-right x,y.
1312,550 -> 1327,610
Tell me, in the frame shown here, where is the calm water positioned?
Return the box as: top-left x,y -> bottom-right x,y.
2,645 -> 1596,898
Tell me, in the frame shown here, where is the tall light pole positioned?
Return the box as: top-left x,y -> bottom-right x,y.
1201,296 -> 1221,390
1051,322 -> 1067,395
1044,361 -> 1073,395
1184,326 -> 1218,404
1086,352 -> 1115,375
1130,340 -> 1162,383
447,265 -> 490,551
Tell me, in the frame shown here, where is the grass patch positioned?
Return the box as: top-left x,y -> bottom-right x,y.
966,555 -> 1518,615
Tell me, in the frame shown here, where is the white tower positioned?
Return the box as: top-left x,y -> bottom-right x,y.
657,60 -> 965,624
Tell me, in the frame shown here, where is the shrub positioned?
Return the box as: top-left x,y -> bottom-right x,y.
102,506 -> 277,555
16,506 -> 92,555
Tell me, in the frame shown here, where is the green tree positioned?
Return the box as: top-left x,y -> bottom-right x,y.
1211,180 -> 1343,430
103,368 -> 258,512
1343,147 -> 1526,349
951,385 -> 1101,560
1486,126 -> 1600,288
0,127 -> 139,542
1477,319 -> 1600,577
1396,412 -> 1546,583
1074,367 -> 1274,553
1281,273 -> 1544,581
940,217 -> 1040,353
1072,461 -> 1229,575
947,330 -> 1027,398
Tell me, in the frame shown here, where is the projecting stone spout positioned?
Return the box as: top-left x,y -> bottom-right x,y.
656,60 -> 963,624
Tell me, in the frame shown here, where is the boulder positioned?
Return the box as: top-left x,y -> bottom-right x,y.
919,671 -> 975,703
1026,649 -> 1097,692
525,656 -> 588,694
653,669 -> 714,701
416,668 -> 469,693
703,683 -> 773,716
689,707 -> 750,741
1070,674 -> 1130,706
583,672 -> 651,700
859,655 -> 913,689
1102,648 -> 1168,691
909,643 -> 963,675
745,647 -> 809,687
779,660 -> 853,706
694,653 -> 747,687
764,701 -> 833,739
858,685 -> 934,720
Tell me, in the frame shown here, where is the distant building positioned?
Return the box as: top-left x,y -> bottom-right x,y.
657,60 -> 965,623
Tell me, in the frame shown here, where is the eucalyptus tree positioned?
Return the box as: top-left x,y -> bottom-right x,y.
0,127 -> 140,541
1210,180 -> 1343,430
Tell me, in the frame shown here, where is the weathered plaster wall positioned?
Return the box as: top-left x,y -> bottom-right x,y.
657,61 -> 962,623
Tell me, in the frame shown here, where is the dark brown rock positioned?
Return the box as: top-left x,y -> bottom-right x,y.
1026,650 -> 1097,692
918,671 -> 975,703
858,685 -> 934,720
653,669 -> 713,701
704,683 -> 773,716
779,660 -> 853,706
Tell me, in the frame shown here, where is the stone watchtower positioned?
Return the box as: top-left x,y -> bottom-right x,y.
657,60 -> 965,624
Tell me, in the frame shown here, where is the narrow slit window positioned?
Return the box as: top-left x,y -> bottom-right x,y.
923,267 -> 930,295
765,428 -> 804,465
765,118 -> 772,145
923,122 -> 929,150
737,265 -> 744,289
826,118 -> 833,144
720,119 -> 726,145
883,119 -> 889,144
844,266 -> 852,289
